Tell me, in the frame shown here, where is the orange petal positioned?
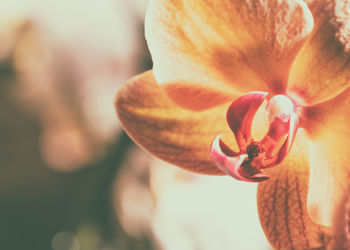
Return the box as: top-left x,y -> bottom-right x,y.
146,0 -> 314,109
302,86 -> 350,227
115,70 -> 237,174
257,130 -> 330,249
288,0 -> 350,105
162,82 -> 235,111
331,182 -> 350,248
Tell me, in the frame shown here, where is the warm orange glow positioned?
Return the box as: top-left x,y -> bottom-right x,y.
115,0 -> 350,249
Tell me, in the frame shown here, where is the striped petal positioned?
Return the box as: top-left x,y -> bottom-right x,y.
115,70 -> 237,174
288,0 -> 350,105
146,0 -> 314,109
257,130 -> 331,249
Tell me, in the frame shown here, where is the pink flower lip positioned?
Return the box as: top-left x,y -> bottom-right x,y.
210,92 -> 299,182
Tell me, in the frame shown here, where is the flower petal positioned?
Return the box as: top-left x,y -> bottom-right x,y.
146,0 -> 314,109
288,0 -> 350,105
257,130 -> 330,249
331,183 -> 350,248
303,86 -> 350,227
226,91 -> 268,150
210,135 -> 269,182
115,70 -> 236,174
162,82 -> 235,111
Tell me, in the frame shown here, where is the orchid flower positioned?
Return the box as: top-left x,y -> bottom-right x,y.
115,0 -> 350,248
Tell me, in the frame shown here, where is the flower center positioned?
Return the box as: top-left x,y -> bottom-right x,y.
246,142 -> 261,160
209,92 -> 299,182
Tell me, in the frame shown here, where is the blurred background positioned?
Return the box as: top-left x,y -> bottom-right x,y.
0,1 -> 271,249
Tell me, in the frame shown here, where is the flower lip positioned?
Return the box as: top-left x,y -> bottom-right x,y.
210,135 -> 269,182
226,91 -> 268,150
210,92 -> 300,182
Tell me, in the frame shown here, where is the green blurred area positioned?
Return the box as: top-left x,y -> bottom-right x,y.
0,10 -> 154,250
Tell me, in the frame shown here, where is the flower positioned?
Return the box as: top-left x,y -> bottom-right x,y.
115,0 -> 350,248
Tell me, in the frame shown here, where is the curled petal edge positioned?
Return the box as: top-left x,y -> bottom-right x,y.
263,112 -> 299,167
210,135 -> 269,182
226,91 -> 268,150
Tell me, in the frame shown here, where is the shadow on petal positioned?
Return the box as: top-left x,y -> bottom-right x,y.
302,86 -> 350,228
115,70 -> 237,175
288,0 -> 350,105
147,0 -> 314,103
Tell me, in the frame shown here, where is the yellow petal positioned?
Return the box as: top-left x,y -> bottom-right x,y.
302,86 -> 350,227
257,130 -> 330,249
288,0 -> 350,105
115,70 -> 237,174
146,0 -> 314,109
